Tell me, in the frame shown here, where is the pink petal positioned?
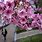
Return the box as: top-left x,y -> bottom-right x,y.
19,17 -> 27,24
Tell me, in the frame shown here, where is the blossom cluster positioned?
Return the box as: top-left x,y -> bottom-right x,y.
0,0 -> 42,30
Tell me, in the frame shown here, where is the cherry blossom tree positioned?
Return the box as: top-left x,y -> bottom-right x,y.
0,0 -> 42,42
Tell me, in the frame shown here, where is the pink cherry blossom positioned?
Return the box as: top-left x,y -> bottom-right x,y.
22,24 -> 28,30
28,14 -> 35,18
6,1 -> 14,9
31,20 -> 40,28
2,16 -> 10,24
0,2 -> 5,14
27,6 -> 35,14
18,9 -> 27,17
39,14 -> 42,20
11,17 -> 19,25
4,8 -> 14,16
19,17 -> 27,24
33,14 -> 39,21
